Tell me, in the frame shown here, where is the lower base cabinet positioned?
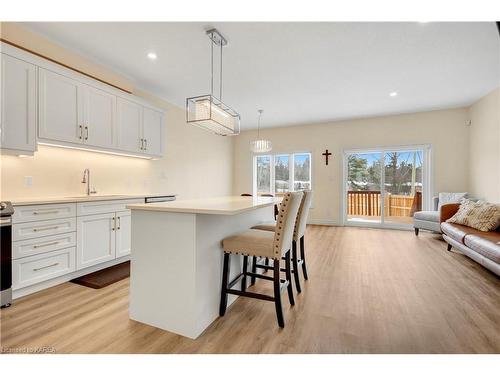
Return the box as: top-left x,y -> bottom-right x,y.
76,210 -> 131,270
77,213 -> 116,270
12,247 -> 76,289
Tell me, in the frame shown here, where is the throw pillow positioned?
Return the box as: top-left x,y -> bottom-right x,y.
447,198 -> 500,232
438,192 -> 468,210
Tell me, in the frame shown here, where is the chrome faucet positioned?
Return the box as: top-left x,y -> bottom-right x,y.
81,169 -> 97,196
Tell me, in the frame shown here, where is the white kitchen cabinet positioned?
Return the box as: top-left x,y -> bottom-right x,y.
38,68 -> 84,144
0,53 -> 37,154
77,212 -> 116,270
83,84 -> 116,149
115,211 -> 131,257
116,97 -> 142,153
142,106 -> 163,157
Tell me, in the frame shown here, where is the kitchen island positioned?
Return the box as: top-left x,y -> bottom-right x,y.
126,196 -> 280,339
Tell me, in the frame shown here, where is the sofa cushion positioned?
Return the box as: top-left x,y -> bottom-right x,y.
464,232 -> 500,263
414,210 -> 439,222
441,222 -> 484,244
447,199 -> 500,232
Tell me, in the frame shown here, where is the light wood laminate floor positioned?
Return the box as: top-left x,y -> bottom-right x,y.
1,226 -> 499,354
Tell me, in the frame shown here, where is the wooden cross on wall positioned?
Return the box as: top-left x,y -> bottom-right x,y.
322,149 -> 332,165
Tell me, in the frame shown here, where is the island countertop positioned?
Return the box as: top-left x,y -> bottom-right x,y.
127,195 -> 281,215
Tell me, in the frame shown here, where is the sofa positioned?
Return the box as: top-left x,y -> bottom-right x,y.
440,203 -> 500,276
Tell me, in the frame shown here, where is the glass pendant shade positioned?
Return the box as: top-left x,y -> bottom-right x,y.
186,95 -> 240,136
250,139 -> 272,153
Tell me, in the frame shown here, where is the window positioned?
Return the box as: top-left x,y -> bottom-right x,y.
253,153 -> 312,196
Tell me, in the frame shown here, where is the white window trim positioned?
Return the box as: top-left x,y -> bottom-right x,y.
253,152 -> 312,196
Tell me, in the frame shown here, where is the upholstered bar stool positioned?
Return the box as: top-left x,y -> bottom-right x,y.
220,192 -> 303,328
252,190 -> 313,293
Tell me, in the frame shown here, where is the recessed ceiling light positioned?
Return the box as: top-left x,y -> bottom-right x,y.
389,91 -> 398,97
147,52 -> 157,60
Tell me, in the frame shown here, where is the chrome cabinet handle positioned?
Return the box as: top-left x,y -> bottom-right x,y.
85,126 -> 89,141
144,139 -> 147,151
117,216 -> 121,230
33,210 -> 59,215
33,241 -> 59,249
140,138 -> 144,150
112,217 -> 115,231
33,226 -> 58,232
79,125 -> 83,140
33,263 -> 59,272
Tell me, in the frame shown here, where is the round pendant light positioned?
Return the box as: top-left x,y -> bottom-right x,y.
250,110 -> 272,153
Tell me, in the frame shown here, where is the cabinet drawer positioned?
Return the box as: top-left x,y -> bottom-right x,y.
12,247 -> 76,290
13,232 -> 76,259
77,199 -> 142,216
13,203 -> 76,223
13,217 -> 76,241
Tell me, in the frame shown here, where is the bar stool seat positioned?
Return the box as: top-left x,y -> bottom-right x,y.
222,229 -> 275,258
251,222 -> 276,232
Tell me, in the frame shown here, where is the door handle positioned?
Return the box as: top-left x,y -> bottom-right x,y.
117,216 -> 121,230
112,217 -> 115,231
144,139 -> 147,151
140,138 -> 143,150
33,226 -> 58,232
33,210 -> 59,215
85,126 -> 89,141
33,241 -> 60,249
79,125 -> 83,140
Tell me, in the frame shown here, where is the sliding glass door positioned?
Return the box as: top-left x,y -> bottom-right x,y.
344,146 -> 429,228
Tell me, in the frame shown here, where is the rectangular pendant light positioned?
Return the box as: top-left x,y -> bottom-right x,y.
186,95 -> 240,136
186,29 -> 240,136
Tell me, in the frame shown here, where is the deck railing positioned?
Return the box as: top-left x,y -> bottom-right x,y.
347,191 -> 421,217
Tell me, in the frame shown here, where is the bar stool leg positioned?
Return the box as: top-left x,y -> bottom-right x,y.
273,257 -> 285,328
292,240 -> 302,293
300,236 -> 309,280
284,250 -> 295,306
219,253 -> 231,316
250,256 -> 257,285
241,255 -> 248,292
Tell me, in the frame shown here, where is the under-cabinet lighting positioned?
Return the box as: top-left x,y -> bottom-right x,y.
37,142 -> 155,160
147,52 -> 157,60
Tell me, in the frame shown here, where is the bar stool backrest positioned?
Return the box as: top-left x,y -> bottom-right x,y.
272,192 -> 303,259
294,190 -> 313,241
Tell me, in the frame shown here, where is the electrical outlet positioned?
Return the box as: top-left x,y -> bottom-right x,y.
25,176 -> 33,188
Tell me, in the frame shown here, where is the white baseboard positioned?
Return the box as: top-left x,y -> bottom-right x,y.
13,256 -> 130,300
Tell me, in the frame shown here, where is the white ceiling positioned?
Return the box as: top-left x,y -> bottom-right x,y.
24,22 -> 500,130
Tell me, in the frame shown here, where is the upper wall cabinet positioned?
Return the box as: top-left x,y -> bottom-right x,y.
38,68 -> 83,144
142,107 -> 163,157
116,97 -> 142,153
0,53 -> 37,155
116,98 -> 164,158
1,42 -> 164,159
38,69 -> 117,150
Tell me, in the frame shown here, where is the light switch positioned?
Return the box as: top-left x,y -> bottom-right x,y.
25,176 -> 33,188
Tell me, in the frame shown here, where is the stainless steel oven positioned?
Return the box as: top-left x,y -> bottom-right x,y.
1,201 -> 14,308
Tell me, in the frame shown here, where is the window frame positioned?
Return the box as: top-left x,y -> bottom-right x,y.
253,152 -> 312,196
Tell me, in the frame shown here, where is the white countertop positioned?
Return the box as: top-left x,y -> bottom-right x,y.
127,196 -> 280,215
8,193 -> 177,206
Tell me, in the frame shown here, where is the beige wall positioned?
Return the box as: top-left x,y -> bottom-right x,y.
0,23 -> 233,201
467,87 -> 500,203
233,108 -> 470,224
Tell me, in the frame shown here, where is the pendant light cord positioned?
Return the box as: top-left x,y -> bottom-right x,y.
220,40 -> 223,101
210,33 -> 214,96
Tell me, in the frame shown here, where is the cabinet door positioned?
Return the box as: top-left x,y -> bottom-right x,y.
115,211 -> 131,258
142,107 -> 163,156
116,97 -> 142,153
0,54 -> 37,153
38,68 -> 83,144
83,85 -> 116,148
76,213 -> 116,270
